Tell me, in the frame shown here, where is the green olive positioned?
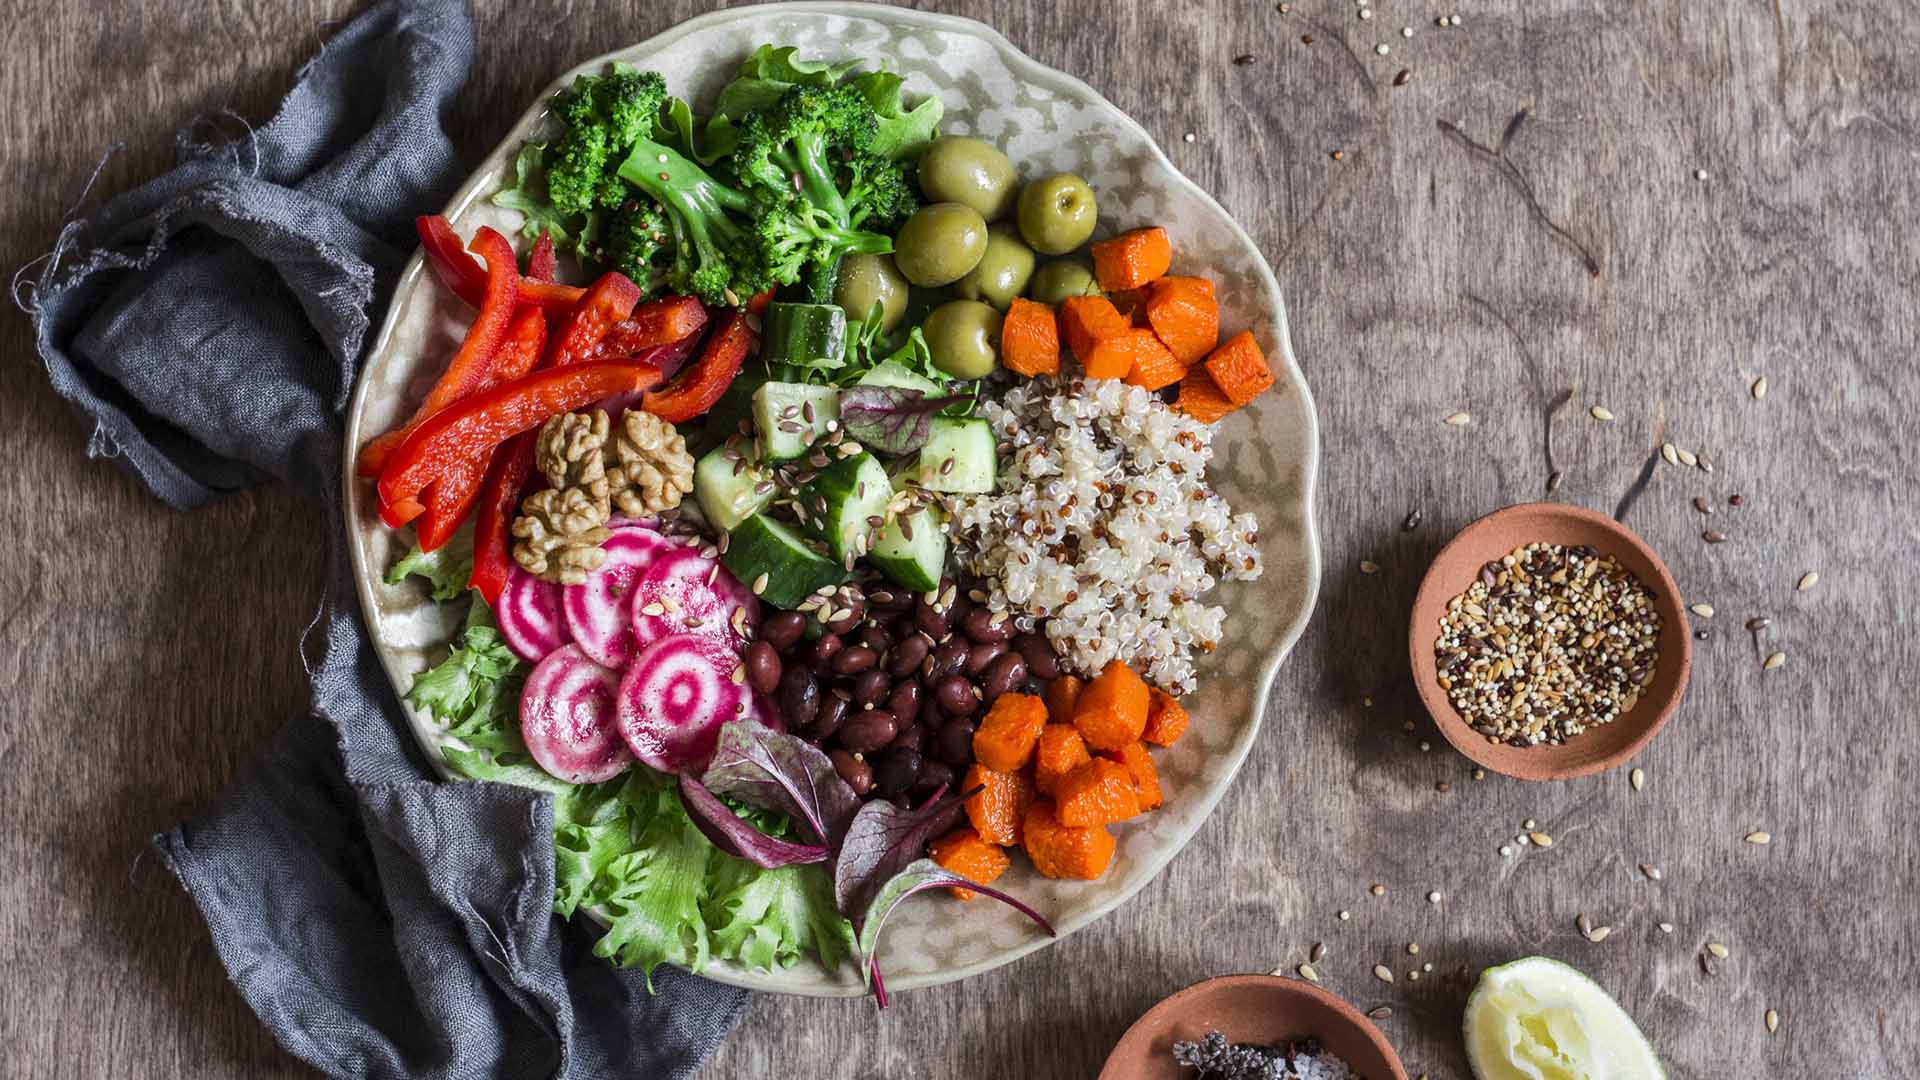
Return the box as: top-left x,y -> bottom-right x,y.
833,254 -> 910,333
922,299 -> 1003,379
953,225 -> 1036,311
917,136 -> 1019,222
892,202 -> 990,287
1026,259 -> 1103,305
1016,173 -> 1099,255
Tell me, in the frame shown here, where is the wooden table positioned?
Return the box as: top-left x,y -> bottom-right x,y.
4,1 -> 1913,1076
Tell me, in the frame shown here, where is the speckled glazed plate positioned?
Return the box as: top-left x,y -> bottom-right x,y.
345,2 -> 1321,997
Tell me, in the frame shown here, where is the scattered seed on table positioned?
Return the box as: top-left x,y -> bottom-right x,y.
1640,863 -> 1663,881
1704,530 -> 1728,543
1311,942 -> 1326,963
1695,168 -> 1710,181
1659,922 -> 1675,934
1576,913 -> 1592,936
1339,910 -> 1352,921
1393,68 -> 1412,86
1752,376 -> 1769,400
1676,447 -> 1699,467
1373,965 -> 1395,983
1499,844 -> 1514,856
1233,54 -> 1257,65
1746,616 -> 1772,632
1797,571 -> 1820,592
1746,830 -> 1773,845
1359,6 -> 1373,19
1427,890 -> 1442,904
1297,963 -> 1321,982
1277,2 -> 1291,11
1473,767 -> 1486,780
1402,26 -> 1415,37
1662,443 -> 1680,466
1586,926 -> 1613,943
1371,884 -> 1387,896
1693,496 -> 1714,514
1407,970 -> 1421,981
1524,818 -> 1536,829
1302,34 -> 1316,44
1444,411 -> 1472,426
1423,962 -> 1434,972
1450,14 -> 1463,25
1406,943 -> 1421,955
1403,508 -> 1423,531
1590,405 -> 1616,421
1690,603 -> 1716,617
1694,629 -> 1709,641
1700,954 -> 1718,976
1631,767 -> 1646,791
1182,132 -> 1195,143
1529,831 -> 1554,848
1375,43 -> 1391,55
1763,651 -> 1786,671
1766,1008 -> 1780,1034
1419,741 -> 1431,752
1330,149 -> 1345,161
1360,559 -> 1380,575
1729,493 -> 1745,506
1435,781 -> 1450,793
1707,942 -> 1730,959
1367,1006 -> 1393,1020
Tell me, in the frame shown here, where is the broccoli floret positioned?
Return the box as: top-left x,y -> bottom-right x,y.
603,199 -> 672,293
617,137 -> 770,304
546,67 -> 669,216
726,85 -> 916,299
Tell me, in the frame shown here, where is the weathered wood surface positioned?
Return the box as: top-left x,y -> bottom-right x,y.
3,1 -> 1914,1077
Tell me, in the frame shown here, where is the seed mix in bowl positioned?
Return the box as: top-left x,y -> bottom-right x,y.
1435,542 -> 1661,746
947,377 -> 1263,694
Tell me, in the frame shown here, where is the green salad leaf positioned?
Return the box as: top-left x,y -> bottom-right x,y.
846,70 -> 944,161
490,143 -> 582,248
593,774 -> 716,982
384,532 -> 475,602
708,853 -> 857,974
712,44 -> 860,120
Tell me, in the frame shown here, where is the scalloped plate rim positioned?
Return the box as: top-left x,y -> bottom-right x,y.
343,0 -> 1322,998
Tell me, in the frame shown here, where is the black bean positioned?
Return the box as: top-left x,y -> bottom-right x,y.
887,634 -> 932,678
825,598 -> 865,635
852,669 -> 891,708
964,640 -> 1008,677
913,597 -> 951,639
963,606 -> 1014,643
981,653 -> 1028,703
776,665 -> 819,730
744,641 -> 783,695
838,709 -> 898,754
887,722 -> 927,755
869,588 -> 911,612
887,679 -> 923,725
928,638 -> 970,680
810,692 -> 850,740
858,623 -> 893,655
807,633 -> 843,671
829,749 -> 873,796
935,719 -> 976,769
887,612 -> 918,641
935,675 -> 981,717
832,644 -> 879,675
914,759 -> 956,796
760,610 -> 809,651
1013,633 -> 1061,680
871,747 -> 924,798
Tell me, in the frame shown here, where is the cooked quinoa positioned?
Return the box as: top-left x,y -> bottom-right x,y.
946,377 -> 1262,694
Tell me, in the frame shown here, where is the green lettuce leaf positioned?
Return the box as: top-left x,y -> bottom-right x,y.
384,532 -> 475,602
654,96 -> 739,166
706,855 -> 855,973
712,44 -> 859,120
593,776 -> 716,983
490,142 -> 585,248
846,70 -> 944,161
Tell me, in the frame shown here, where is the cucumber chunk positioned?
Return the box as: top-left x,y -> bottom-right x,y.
763,302 -> 849,368
693,445 -> 773,532
798,452 -> 893,565
870,503 -> 947,592
915,417 -> 997,494
753,382 -> 840,460
720,514 -> 847,609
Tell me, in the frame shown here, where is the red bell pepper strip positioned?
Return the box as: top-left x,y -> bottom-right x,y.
409,309 -> 549,550
376,361 -> 663,508
381,495 -> 427,529
545,272 -> 643,367
526,229 -> 558,282
468,433 -> 537,604
746,288 -> 775,316
596,296 -> 708,361
359,230 -> 525,478
416,215 -> 583,314
642,309 -> 754,424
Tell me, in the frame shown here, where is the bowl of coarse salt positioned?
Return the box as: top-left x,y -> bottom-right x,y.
1098,973 -> 1408,1080
1408,502 -> 1692,782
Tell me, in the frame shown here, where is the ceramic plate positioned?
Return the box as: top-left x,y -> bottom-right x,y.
344,1 -> 1321,997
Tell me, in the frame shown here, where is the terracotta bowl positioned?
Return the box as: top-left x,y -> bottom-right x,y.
1098,974 -> 1408,1080
1408,503 -> 1691,781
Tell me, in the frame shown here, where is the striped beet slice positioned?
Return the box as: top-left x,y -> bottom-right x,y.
519,644 -> 633,783
561,526 -> 673,669
616,633 -> 753,773
629,545 -> 759,649
498,565 -> 571,663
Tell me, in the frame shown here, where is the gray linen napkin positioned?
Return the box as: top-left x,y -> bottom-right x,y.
14,1 -> 748,1075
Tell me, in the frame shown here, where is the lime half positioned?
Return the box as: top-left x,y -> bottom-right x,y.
1463,957 -> 1666,1080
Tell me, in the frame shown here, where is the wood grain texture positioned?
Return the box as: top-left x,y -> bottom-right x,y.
2,1 -> 1914,1077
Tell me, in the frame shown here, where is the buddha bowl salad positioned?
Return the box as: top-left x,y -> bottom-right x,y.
366,46 -> 1275,1004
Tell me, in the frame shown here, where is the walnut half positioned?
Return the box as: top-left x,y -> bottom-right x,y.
607,410 -> 695,516
511,487 -> 610,585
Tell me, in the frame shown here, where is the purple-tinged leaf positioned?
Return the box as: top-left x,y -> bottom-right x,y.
838,386 -> 973,457
677,771 -> 829,869
700,717 -> 860,848
832,784 -> 968,917
852,858 -> 1055,1008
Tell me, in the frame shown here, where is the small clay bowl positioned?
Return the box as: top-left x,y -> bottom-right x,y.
1408,502 -> 1691,781
1098,974 -> 1408,1080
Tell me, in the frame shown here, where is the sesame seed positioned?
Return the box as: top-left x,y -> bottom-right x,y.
1590,405 -> 1616,421
1444,411 -> 1472,426
1427,891 -> 1442,904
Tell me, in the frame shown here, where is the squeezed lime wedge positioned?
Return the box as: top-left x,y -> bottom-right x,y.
1463,957 -> 1666,1080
